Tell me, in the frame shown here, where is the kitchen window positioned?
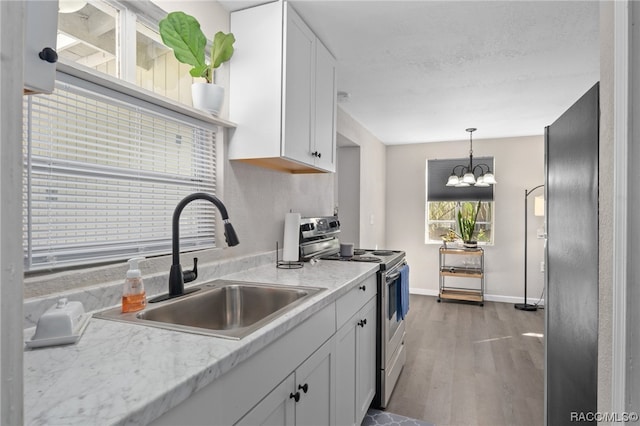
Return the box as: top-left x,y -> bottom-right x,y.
22,71 -> 218,271
57,1 -> 118,78
425,158 -> 495,244
57,0 -> 194,105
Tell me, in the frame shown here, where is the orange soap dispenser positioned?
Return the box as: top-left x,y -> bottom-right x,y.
122,257 -> 147,313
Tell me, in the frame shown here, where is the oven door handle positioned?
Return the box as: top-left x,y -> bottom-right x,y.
386,271 -> 401,283
385,261 -> 407,283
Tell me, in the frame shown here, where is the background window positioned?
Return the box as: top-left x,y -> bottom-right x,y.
425,158 -> 495,244
426,201 -> 494,244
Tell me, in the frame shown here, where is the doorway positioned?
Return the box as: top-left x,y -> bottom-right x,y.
336,133 -> 360,247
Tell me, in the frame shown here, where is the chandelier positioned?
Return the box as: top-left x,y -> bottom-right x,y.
446,128 -> 497,187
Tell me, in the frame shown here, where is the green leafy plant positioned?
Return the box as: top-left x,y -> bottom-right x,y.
457,201 -> 482,242
159,11 -> 235,84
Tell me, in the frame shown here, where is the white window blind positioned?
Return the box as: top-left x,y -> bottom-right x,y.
23,73 -> 218,271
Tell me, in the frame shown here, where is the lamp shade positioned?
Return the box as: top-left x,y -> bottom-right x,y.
446,175 -> 459,186
482,172 -> 497,184
474,176 -> 489,187
462,172 -> 476,184
534,195 -> 545,216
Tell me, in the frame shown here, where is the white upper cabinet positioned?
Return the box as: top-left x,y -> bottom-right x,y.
313,40 -> 337,172
229,1 -> 337,173
24,0 -> 59,94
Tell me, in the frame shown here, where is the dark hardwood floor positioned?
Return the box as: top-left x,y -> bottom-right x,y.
386,295 -> 544,426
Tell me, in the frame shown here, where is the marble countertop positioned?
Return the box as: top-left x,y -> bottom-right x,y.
24,259 -> 378,426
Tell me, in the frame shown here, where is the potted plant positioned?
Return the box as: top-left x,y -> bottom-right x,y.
457,201 -> 482,248
159,11 -> 235,116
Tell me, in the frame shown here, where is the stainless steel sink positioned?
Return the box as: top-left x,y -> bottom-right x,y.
94,281 -> 325,339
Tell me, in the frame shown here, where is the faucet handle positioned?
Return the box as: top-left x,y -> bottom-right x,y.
183,257 -> 198,283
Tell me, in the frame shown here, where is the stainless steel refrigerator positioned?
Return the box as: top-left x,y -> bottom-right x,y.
545,82 -> 599,424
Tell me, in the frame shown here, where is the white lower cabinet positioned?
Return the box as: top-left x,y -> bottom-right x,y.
335,297 -> 377,426
151,275 -> 378,426
237,374 -> 296,426
356,299 -> 377,421
238,337 -> 335,426
237,373 -> 296,426
295,337 -> 335,425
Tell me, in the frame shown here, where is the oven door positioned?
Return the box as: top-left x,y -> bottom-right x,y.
384,262 -> 406,364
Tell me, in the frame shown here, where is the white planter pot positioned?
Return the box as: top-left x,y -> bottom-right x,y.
191,82 -> 225,116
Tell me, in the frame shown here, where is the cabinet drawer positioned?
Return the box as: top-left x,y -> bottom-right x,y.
336,274 -> 376,329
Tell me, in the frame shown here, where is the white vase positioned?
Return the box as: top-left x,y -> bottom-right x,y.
191,82 -> 225,116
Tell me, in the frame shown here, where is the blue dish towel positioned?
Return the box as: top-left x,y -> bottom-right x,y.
397,264 -> 410,321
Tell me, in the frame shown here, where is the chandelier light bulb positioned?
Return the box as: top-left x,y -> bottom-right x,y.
446,175 -> 460,186
483,172 -> 497,184
462,172 -> 476,184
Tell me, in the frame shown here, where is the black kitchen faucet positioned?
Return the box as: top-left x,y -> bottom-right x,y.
149,193 -> 239,303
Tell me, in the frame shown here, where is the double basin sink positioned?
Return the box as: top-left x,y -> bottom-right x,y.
94,280 -> 325,340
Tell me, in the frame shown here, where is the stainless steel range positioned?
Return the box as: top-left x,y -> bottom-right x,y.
297,217 -> 408,409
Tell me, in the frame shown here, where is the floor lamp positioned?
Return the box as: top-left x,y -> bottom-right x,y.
515,184 -> 544,311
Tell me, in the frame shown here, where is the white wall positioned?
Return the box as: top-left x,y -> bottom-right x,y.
386,135 -> 545,302
337,144 -> 361,246
221,154 -> 335,257
337,108 -> 387,249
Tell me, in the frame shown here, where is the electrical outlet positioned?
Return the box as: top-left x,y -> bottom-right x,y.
540,261 -> 545,272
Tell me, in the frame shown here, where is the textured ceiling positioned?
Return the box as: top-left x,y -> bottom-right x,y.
221,1 -> 600,145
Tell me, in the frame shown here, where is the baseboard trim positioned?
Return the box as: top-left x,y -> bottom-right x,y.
409,288 -> 545,306
409,288 -> 438,297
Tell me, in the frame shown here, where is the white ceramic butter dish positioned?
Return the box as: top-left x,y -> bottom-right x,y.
26,298 -> 90,349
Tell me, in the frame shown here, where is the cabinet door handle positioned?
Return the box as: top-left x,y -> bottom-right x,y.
311,151 -> 322,158
359,285 -> 366,291
289,391 -> 300,402
358,319 -> 367,327
38,47 -> 58,64
298,383 -> 309,393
